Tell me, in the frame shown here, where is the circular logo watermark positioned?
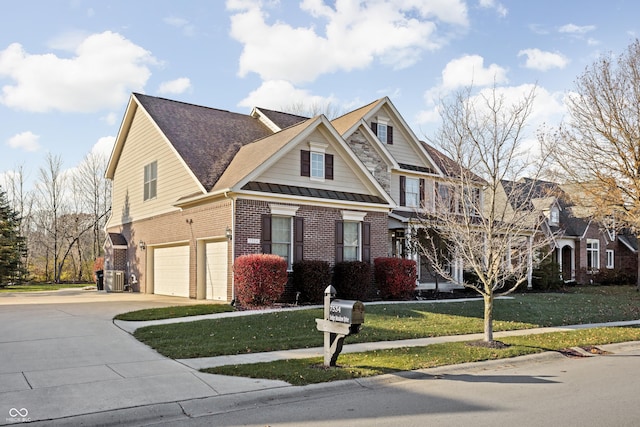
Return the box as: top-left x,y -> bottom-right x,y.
7,408 -> 30,423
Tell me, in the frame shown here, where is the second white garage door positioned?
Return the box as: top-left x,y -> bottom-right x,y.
205,241 -> 228,301
154,245 -> 190,297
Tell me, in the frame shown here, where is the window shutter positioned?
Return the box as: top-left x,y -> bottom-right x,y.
419,178 -> 425,207
301,150 -> 310,177
399,176 -> 406,207
294,216 -> 304,262
261,214 -> 272,254
325,154 -> 334,180
362,222 -> 371,263
370,122 -> 377,135
335,220 -> 344,263
387,125 -> 393,144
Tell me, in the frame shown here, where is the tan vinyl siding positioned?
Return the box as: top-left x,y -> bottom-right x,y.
257,131 -> 371,195
107,108 -> 201,227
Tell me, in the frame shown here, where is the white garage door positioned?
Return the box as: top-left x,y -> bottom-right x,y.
205,241 -> 228,301
154,245 -> 190,297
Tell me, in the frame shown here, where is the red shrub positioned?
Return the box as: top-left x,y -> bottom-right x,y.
374,257 -> 417,300
234,254 -> 288,308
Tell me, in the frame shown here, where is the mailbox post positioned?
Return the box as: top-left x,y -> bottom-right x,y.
315,285 -> 365,367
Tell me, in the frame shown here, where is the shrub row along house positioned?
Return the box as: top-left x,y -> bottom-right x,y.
103,94 -> 638,300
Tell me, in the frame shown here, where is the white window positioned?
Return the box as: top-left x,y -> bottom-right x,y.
311,152 -> 324,179
377,123 -> 387,143
272,216 -> 292,269
606,249 -> 614,269
587,239 -> 600,271
143,161 -> 157,201
550,208 -> 559,225
405,177 -> 420,208
343,222 -> 360,261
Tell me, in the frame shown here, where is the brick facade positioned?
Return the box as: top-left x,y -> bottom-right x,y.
235,198 -> 388,266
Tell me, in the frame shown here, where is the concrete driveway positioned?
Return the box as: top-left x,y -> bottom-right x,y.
0,289 -> 287,425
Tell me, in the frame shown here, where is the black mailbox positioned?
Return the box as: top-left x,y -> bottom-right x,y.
329,299 -> 365,325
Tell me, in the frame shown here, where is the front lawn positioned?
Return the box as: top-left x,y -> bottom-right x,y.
204,327 -> 640,385
0,283 -> 92,293
132,285 -> 640,359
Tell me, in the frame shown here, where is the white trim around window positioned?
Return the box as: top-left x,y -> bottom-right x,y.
606,249 -> 614,269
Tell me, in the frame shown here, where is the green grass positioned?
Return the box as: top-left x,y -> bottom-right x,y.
204,327 -> 640,385
0,283 -> 92,292
133,285 -> 640,359
114,304 -> 235,321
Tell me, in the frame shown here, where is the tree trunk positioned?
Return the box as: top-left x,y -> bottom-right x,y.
483,293 -> 494,342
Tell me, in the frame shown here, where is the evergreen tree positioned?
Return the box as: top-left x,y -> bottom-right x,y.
0,186 -> 26,286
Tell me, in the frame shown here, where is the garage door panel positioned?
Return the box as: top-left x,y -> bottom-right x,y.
154,245 -> 189,297
205,241 -> 228,301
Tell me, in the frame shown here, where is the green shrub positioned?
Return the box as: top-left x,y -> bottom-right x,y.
333,261 -> 373,300
374,257 -> 417,300
292,260 -> 331,304
234,254 -> 287,308
532,257 -> 563,291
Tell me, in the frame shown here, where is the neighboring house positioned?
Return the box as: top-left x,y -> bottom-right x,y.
104,93 -> 394,301
499,178 -> 638,285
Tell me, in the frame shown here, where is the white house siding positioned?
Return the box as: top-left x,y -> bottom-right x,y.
257,132 -> 372,195
107,108 -> 202,228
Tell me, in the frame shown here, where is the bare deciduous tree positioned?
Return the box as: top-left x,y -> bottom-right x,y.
419,84 -> 556,343
544,39 -> 640,288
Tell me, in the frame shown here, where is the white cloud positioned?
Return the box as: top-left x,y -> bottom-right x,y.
518,48 -> 569,71
478,0 -> 508,17
164,16 -> 196,37
441,54 -> 508,90
419,55 -> 509,123
91,136 -> 116,158
101,112 -> 119,126
0,31 -> 157,113
157,77 -> 192,95
559,23 -> 596,34
238,79 -> 337,112
6,131 -> 41,152
227,0 -> 468,84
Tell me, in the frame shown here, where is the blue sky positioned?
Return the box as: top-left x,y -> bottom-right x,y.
1,0 -> 639,191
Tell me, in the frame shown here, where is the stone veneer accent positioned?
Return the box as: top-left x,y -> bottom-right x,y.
346,130 -> 390,193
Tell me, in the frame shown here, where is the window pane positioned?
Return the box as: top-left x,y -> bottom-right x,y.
377,124 -> 387,142
343,222 -> 359,261
405,178 -> 419,207
311,152 -> 324,178
272,217 -> 291,268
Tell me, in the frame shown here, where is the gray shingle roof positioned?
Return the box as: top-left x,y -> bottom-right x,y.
243,181 -> 388,204
256,108 -> 309,129
134,93 -> 273,190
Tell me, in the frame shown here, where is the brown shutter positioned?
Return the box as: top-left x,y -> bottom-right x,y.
362,222 -> 371,263
387,125 -> 393,144
294,216 -> 304,262
301,150 -> 310,177
325,154 -> 334,180
370,122 -> 377,135
261,214 -> 272,253
399,175 -> 406,207
419,178 -> 425,207
335,220 -> 344,263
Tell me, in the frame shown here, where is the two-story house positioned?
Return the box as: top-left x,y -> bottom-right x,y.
104,94 -> 475,300
104,93 -> 394,300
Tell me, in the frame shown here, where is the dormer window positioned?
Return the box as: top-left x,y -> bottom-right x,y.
550,207 -> 559,225
300,141 -> 333,181
370,121 -> 393,144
